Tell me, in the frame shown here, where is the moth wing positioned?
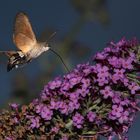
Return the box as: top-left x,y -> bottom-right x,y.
13,12 -> 37,53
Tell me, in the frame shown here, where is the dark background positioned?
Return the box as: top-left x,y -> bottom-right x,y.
0,0 -> 140,139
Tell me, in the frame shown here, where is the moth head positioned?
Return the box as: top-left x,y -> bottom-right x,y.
41,42 -> 50,51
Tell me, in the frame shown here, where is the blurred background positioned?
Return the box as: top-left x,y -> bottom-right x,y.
0,0 -> 140,139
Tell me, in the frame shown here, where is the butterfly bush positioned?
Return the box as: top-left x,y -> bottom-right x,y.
0,38 -> 140,140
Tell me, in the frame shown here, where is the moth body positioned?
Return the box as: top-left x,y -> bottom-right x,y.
7,43 -> 49,71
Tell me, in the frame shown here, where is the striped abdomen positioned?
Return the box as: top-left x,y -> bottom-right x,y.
7,51 -> 30,72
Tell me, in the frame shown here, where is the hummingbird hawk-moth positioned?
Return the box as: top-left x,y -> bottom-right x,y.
0,12 -> 69,72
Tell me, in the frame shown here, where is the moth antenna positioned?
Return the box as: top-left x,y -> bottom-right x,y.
45,32 -> 57,44
49,48 -> 70,72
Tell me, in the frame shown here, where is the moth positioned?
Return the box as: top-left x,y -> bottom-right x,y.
0,12 -> 69,72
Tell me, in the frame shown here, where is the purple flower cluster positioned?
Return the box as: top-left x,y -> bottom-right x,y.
72,113 -> 84,128
36,104 -> 53,120
30,116 -> 40,129
87,111 -> 96,122
0,38 -> 140,140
